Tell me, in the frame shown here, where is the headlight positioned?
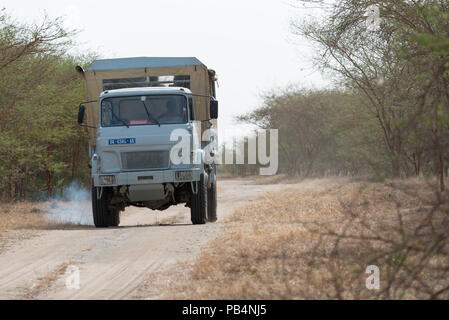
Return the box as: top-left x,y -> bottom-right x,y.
99,175 -> 115,185
175,170 -> 193,181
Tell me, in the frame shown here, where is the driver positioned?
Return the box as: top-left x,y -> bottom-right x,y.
158,100 -> 185,123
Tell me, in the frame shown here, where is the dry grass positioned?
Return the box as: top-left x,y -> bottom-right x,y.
161,177 -> 449,299
19,261 -> 75,299
0,201 -> 71,251
250,174 -> 303,185
0,200 -> 87,236
0,202 -> 53,235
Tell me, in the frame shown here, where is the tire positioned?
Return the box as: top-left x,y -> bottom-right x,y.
190,174 -> 207,225
108,207 -> 120,227
207,181 -> 217,222
91,184 -> 119,228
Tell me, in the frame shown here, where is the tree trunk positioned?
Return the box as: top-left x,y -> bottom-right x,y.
392,157 -> 400,178
46,170 -> 54,198
433,96 -> 445,191
304,151 -> 319,178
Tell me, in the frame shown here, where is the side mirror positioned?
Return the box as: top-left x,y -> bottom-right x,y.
77,105 -> 85,124
210,100 -> 218,119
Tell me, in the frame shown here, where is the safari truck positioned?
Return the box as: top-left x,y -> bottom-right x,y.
75,57 -> 218,228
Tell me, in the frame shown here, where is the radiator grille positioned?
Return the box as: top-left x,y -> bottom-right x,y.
121,151 -> 169,170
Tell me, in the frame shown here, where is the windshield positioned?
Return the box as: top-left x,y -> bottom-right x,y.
101,94 -> 187,127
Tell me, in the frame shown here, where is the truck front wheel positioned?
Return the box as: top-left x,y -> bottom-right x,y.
190,174 -> 207,225
108,207 -> 120,227
91,184 -> 119,228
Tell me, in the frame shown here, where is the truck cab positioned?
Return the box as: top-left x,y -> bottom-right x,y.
76,57 -> 218,227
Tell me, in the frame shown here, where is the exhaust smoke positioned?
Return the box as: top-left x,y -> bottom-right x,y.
45,182 -> 93,225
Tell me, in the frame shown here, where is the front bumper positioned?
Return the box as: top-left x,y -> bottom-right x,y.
92,168 -> 201,187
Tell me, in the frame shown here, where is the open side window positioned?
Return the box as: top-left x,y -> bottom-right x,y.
103,75 -> 191,91
188,96 -> 195,121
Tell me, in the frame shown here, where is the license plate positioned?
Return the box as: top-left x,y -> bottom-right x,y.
108,138 -> 136,145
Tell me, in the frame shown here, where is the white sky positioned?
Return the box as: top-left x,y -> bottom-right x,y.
3,0 -> 329,141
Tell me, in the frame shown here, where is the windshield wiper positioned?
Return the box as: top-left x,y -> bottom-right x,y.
142,100 -> 160,127
111,110 -> 129,128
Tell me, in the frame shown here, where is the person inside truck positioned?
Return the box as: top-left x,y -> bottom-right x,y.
157,100 -> 186,124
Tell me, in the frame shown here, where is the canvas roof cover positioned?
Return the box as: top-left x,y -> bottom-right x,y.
86,57 -> 204,71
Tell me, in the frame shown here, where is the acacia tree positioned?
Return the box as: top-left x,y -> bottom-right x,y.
293,0 -> 449,187
0,8 -> 73,71
238,89 -> 351,177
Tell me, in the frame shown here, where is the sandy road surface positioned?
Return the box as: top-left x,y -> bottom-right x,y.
0,180 -> 279,299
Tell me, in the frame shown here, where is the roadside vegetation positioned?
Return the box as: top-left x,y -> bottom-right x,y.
0,9 -> 93,201
0,202 -> 50,241
164,176 -> 449,299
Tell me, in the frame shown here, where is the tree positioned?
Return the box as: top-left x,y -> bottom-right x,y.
0,9 -> 90,200
238,89 -> 355,177
0,8 -> 73,71
293,0 -> 449,187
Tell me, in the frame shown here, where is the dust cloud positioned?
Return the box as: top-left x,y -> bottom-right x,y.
44,182 -> 93,225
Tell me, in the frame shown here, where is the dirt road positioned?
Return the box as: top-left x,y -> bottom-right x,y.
0,179 -> 279,299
